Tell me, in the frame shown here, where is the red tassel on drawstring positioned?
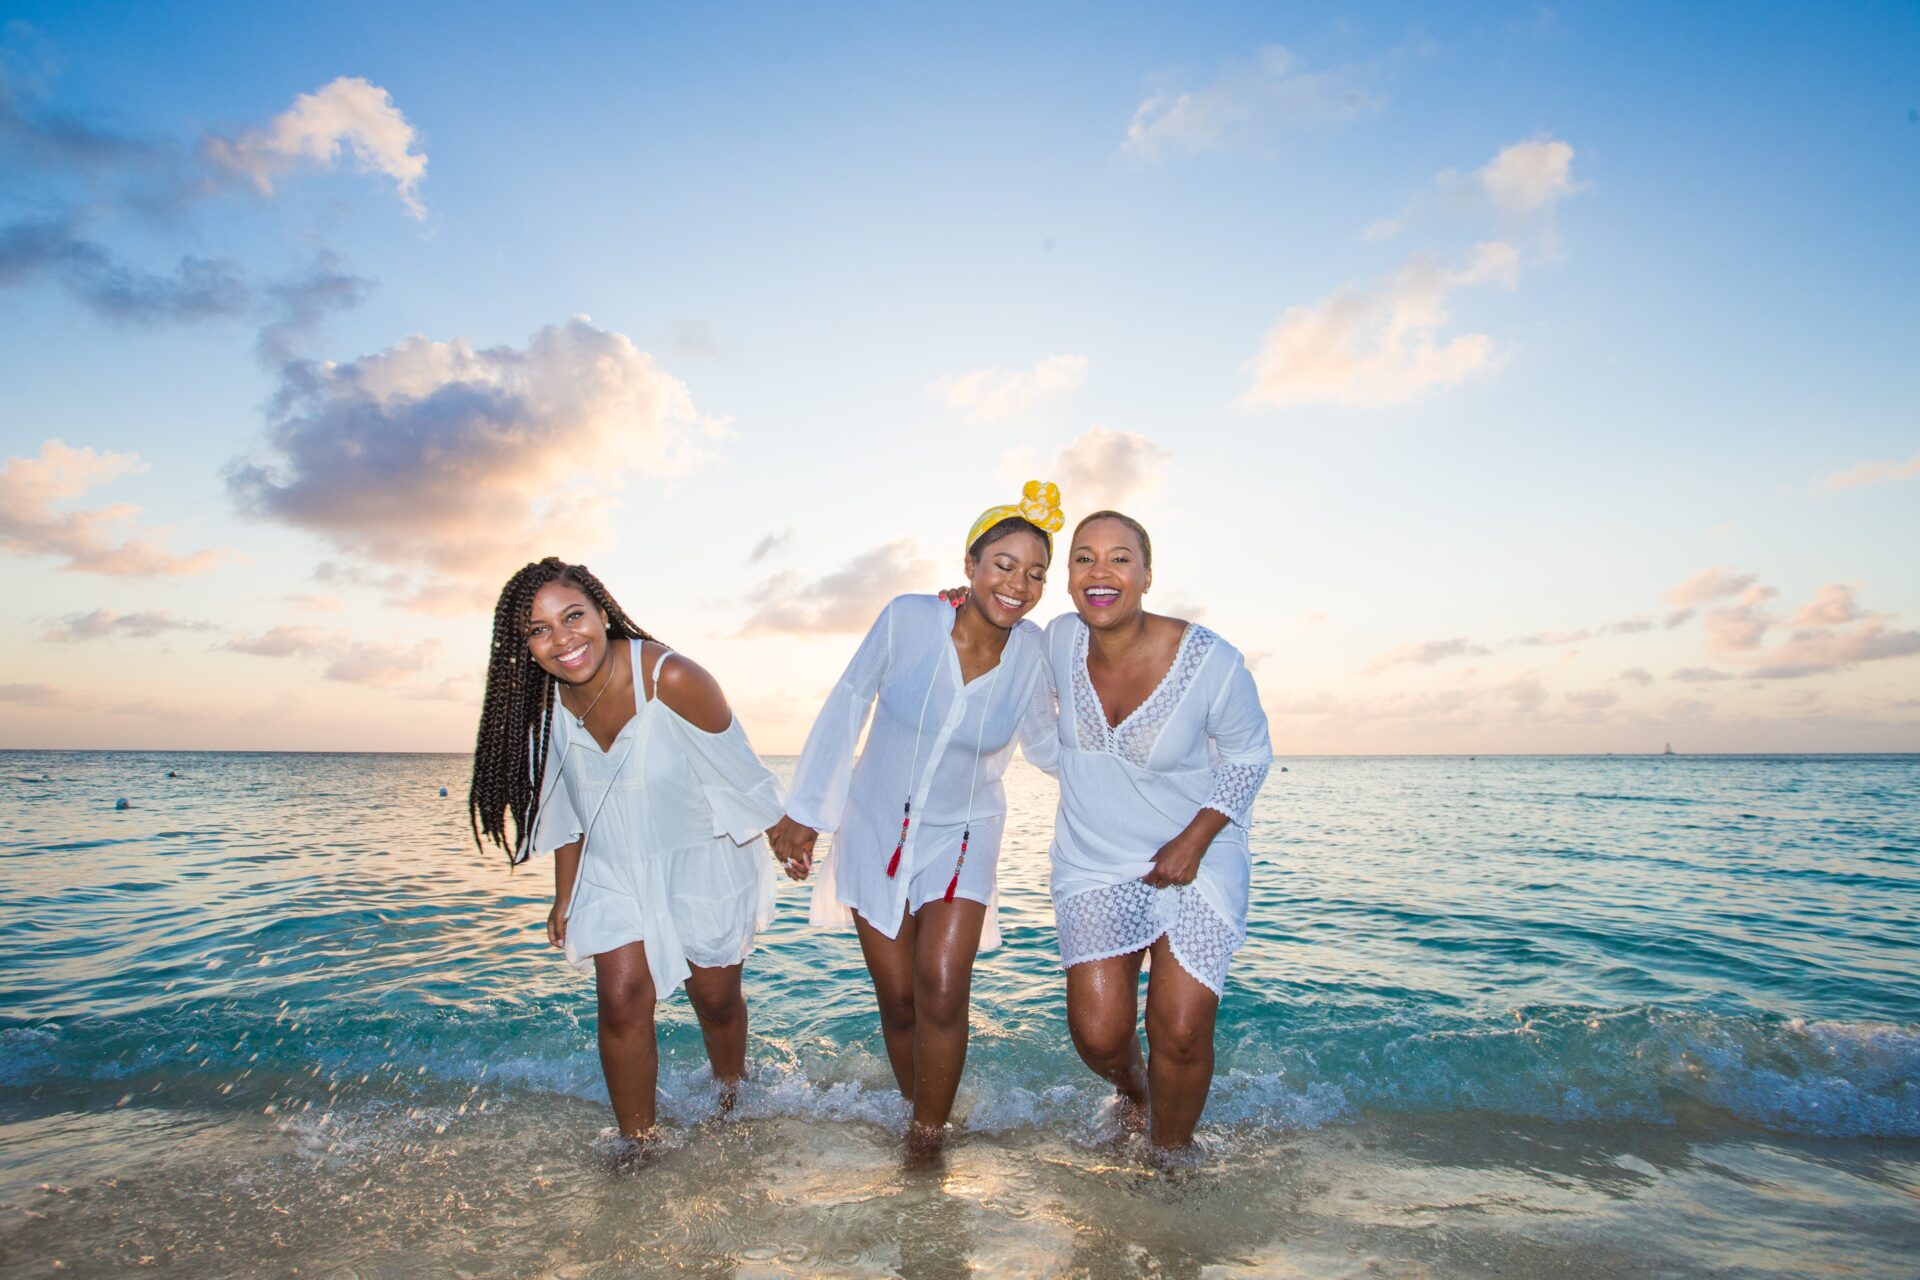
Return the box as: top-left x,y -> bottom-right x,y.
886,802 -> 911,878
943,827 -> 969,903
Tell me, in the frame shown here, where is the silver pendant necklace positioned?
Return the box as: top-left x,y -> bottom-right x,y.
565,651 -> 618,727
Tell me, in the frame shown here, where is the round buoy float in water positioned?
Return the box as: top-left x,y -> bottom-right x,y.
115,797 -> 131,810
438,787 -> 449,797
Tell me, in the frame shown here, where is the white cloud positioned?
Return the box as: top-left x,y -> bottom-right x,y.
1366,136 -> 1583,243
931,354 -> 1088,422
224,625 -> 446,689
1793,583 -> 1862,627
1050,425 -> 1171,511
1124,46 -> 1380,159
1822,453 -> 1920,491
0,682 -> 82,708
0,439 -> 225,577
206,77 -> 428,218
229,317 -> 726,592
740,539 -> 936,635
227,625 -> 332,657
1241,242 -> 1519,409
1750,622 -> 1920,680
1364,636 -> 1491,674
1478,138 -> 1582,215
1703,586 -> 1779,655
748,529 -> 793,564
1661,565 -> 1758,608
323,639 -> 443,687
42,609 -> 216,641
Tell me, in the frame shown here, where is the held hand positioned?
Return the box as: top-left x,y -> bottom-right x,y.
937,585 -> 970,608
768,815 -> 819,880
1141,830 -> 1207,888
546,899 -> 570,948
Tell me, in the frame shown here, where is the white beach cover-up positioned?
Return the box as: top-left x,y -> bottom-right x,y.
1046,616 -> 1273,995
785,594 -> 1059,952
528,642 -> 785,997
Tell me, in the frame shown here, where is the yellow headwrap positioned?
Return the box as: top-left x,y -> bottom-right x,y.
967,479 -> 1065,552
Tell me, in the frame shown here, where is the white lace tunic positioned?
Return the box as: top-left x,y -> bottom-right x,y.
527,642 -> 785,998
785,595 -> 1058,952
1046,617 -> 1272,995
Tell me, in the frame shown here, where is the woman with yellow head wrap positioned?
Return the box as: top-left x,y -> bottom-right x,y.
768,482 -> 1065,1154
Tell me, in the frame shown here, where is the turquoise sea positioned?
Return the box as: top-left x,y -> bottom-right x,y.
2,750 -> 1916,1278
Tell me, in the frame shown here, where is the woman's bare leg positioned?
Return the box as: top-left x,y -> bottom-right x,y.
593,942 -> 659,1137
855,908 -> 920,1099
1065,949 -> 1149,1128
1142,933 -> 1220,1149
905,896 -> 988,1143
684,960 -> 749,1106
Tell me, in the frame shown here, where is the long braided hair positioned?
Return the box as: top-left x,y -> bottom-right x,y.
468,557 -> 657,866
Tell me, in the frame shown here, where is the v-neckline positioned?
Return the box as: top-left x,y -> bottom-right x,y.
563,639 -> 644,754
946,604 -> 1011,690
1079,618 -> 1193,735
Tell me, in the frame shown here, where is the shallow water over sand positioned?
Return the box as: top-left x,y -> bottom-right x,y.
2,750 -> 1916,1277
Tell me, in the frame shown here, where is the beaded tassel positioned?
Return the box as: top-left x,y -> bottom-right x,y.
943,827 -> 969,903
886,801 -> 910,877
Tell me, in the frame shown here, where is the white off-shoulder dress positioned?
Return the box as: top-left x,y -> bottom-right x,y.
528,642 -> 785,997
786,594 -> 1058,952
1045,616 -> 1273,996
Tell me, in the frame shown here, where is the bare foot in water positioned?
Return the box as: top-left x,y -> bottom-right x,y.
1111,1092 -> 1148,1139
904,1120 -> 949,1169
716,1078 -> 740,1115
608,1126 -> 667,1171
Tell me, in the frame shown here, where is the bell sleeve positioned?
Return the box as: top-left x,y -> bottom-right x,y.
524,715 -> 583,858
669,711 -> 788,846
1201,657 -> 1273,829
783,599 -> 894,833
1016,649 -> 1060,776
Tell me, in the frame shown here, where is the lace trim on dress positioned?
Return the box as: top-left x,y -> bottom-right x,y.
1205,759 -> 1268,827
1073,623 -> 1216,766
1055,880 -> 1237,996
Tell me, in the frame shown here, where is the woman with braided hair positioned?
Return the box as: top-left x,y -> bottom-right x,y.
767,482 -> 1065,1157
470,557 -> 786,1140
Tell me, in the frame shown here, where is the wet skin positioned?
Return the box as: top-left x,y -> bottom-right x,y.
525,581 -> 772,1138
1065,516 -> 1229,1149
770,528 -> 1049,1153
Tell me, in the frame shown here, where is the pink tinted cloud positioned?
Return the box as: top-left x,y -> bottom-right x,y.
229,318 -> 726,595
1661,565 -> 1757,609
1241,242 -> 1519,410
1364,636 -> 1492,674
1822,453 -> 1920,491
1749,621 -> 1920,680
1792,583 -> 1861,627
1702,586 -> 1778,655
0,440 -> 226,577
42,609 -> 216,641
740,540 -> 938,636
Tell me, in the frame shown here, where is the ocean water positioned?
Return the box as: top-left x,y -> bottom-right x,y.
1,750 -> 1916,1278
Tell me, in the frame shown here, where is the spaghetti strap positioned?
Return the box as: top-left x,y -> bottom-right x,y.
650,646 -> 675,700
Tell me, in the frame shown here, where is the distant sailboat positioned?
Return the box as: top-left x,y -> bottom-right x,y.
1662,742 -> 1677,756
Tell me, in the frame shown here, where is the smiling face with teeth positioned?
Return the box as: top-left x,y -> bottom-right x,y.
961,524 -> 1050,631
524,582 -> 614,687
1069,514 -> 1152,631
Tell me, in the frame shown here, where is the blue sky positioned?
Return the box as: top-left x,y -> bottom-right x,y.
2,2 -> 1916,752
